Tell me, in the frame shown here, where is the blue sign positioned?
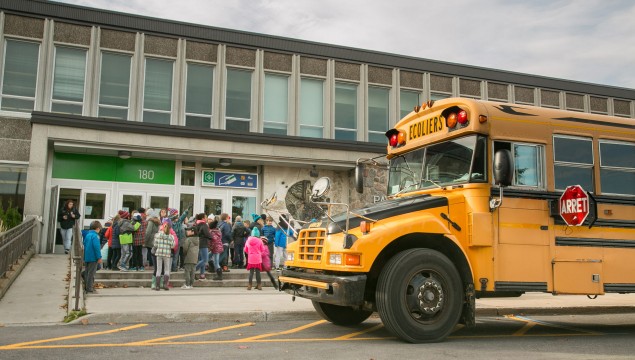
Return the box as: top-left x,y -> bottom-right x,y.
201,171 -> 258,189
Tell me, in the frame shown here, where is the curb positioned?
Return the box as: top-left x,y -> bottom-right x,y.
67,306 -> 635,325
69,310 -> 321,325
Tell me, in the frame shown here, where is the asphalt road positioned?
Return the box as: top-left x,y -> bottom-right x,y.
1,314 -> 634,359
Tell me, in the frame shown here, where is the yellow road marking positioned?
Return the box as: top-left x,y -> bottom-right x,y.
0,324 -> 147,349
127,322 -> 254,345
233,320 -> 327,342
333,323 -> 384,340
505,315 -> 602,335
513,321 -> 537,336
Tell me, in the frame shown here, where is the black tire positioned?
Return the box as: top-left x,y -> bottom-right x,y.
312,301 -> 373,326
376,248 -> 462,343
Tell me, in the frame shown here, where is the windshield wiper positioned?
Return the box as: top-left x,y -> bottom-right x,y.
421,178 -> 444,189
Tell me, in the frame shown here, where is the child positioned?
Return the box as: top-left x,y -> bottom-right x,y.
83,221 -> 102,293
261,216 -> 276,264
152,220 -> 175,291
244,235 -> 266,290
181,226 -> 199,289
260,236 -> 278,290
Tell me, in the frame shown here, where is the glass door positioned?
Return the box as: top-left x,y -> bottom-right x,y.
121,193 -> 143,214
148,193 -> 171,211
82,191 -> 108,229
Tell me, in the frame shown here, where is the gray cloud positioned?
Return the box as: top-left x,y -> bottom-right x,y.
59,0 -> 635,88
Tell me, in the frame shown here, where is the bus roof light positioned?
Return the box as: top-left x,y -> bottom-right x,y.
389,133 -> 398,147
446,113 -> 458,128
457,110 -> 468,125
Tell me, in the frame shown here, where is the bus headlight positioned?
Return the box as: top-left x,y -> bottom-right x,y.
286,252 -> 294,262
329,253 -> 342,265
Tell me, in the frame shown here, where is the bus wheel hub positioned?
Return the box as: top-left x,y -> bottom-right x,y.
418,280 -> 444,315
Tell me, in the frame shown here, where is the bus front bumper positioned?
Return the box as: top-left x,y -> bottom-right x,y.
279,269 -> 367,307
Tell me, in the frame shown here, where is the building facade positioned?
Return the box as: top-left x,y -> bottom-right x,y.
0,0 -> 633,253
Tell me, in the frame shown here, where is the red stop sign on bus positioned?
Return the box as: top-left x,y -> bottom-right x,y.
559,185 -> 590,226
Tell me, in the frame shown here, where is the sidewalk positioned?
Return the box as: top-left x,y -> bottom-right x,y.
1,254 -> 634,326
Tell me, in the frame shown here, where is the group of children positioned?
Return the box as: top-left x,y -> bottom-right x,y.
82,207 -> 294,293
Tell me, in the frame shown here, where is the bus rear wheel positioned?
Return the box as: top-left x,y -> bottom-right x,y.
376,248 -> 462,343
312,301 -> 373,326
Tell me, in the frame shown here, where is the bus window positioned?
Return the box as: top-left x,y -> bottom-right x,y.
387,148 -> 424,195
599,140 -> 635,196
494,141 -> 544,188
470,136 -> 487,182
554,136 -> 594,191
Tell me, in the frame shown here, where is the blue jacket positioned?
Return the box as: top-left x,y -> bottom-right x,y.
262,225 -> 276,243
274,228 -> 293,248
83,230 -> 102,263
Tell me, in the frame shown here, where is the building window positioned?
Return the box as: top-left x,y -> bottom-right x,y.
553,136 -> 594,191
185,63 -> 214,128
400,90 -> 420,120
263,73 -> 289,135
225,68 -> 252,131
52,46 -> 87,115
368,86 -> 389,143
334,82 -> 357,140
599,141 -> 635,196
299,77 -> 324,138
1,39 -> 39,113
494,141 -> 544,188
0,163 -> 27,216
143,58 -> 173,125
98,52 -> 131,120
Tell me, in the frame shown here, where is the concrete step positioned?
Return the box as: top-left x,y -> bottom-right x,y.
95,270 -> 253,280
95,278 -> 278,288
94,268 -> 281,288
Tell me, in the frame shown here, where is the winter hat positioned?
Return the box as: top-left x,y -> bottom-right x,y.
132,214 -> 142,221
168,207 -> 179,219
137,208 -> 146,214
161,218 -> 172,226
118,210 -> 130,219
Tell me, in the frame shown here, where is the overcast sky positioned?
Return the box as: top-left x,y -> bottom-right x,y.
56,0 -> 635,89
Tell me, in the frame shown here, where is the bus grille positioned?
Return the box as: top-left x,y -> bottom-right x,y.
297,229 -> 326,262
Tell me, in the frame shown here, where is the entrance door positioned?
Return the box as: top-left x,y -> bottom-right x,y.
118,192 -> 173,215
81,191 -> 108,228
46,186 -> 59,253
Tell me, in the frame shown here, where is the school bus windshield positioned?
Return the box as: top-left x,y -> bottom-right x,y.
387,134 -> 487,195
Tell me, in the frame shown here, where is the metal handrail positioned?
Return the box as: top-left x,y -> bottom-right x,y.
0,218 -> 36,279
72,222 -> 84,311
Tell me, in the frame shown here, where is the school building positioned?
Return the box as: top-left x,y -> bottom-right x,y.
0,0 -> 633,253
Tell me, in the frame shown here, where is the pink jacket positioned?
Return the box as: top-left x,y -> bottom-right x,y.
244,236 -> 265,266
261,245 -> 271,271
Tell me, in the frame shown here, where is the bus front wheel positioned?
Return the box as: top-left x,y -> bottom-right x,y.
312,301 -> 373,326
376,248 -> 462,343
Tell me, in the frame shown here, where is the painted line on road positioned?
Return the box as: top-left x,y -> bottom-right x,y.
0,324 -> 147,349
235,320 -> 327,342
127,322 -> 255,345
505,315 -> 603,335
333,323 -> 384,340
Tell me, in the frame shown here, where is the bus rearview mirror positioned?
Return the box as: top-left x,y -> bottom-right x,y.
493,149 -> 513,187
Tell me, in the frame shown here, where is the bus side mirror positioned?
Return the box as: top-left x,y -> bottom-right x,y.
354,163 -> 364,194
493,149 -> 513,187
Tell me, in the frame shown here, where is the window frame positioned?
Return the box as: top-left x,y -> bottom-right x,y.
225,67 -> 253,131
0,38 -> 41,114
184,61 -> 215,129
494,140 -> 546,190
368,85 -> 390,144
263,72 -> 290,135
142,57 -> 175,125
553,135 -> 595,191
599,139 -> 635,196
299,76 -> 325,138
334,81 -> 358,141
97,51 -> 132,120
51,45 -> 88,116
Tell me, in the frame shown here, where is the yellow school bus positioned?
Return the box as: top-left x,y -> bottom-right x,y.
276,97 -> 635,343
